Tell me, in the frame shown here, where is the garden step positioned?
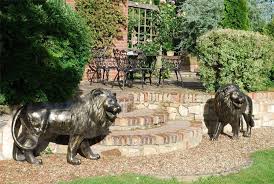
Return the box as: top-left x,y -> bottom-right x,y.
116,94 -> 134,113
91,120 -> 203,156
100,120 -> 202,146
112,109 -> 168,130
50,120 -> 203,157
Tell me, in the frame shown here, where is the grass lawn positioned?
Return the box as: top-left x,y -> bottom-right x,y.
59,149 -> 274,184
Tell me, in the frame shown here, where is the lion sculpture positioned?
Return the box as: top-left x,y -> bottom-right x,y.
211,84 -> 255,140
11,88 -> 121,165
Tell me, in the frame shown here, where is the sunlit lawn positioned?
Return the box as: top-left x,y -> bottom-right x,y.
59,149 -> 274,184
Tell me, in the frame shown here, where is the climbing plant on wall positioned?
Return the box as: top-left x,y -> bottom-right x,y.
76,0 -> 127,49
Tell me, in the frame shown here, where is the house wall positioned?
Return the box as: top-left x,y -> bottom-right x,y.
65,0 -> 128,81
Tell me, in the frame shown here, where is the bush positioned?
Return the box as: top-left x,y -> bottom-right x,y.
0,0 -> 92,105
197,29 -> 274,92
222,0 -> 250,30
176,0 -> 224,53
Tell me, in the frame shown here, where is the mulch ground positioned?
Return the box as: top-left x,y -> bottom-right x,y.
1,127 -> 274,184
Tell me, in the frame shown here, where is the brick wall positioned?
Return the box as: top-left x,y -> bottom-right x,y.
66,0 -> 128,81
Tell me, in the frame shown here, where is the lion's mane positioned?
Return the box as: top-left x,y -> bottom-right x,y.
66,89 -> 115,136
214,84 -> 243,124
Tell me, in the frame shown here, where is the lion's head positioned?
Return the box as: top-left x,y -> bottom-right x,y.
215,84 -> 246,112
89,88 -> 122,122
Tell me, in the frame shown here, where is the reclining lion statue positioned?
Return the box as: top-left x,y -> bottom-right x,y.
211,84 -> 255,140
11,88 -> 121,165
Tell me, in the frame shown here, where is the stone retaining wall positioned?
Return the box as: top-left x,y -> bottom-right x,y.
1,91 -> 274,160
131,91 -> 274,132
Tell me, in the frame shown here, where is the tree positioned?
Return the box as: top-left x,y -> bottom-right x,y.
0,0 -> 92,105
222,0 -> 250,30
176,0 -> 224,53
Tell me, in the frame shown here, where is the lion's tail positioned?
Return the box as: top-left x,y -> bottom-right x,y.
11,105 -> 37,150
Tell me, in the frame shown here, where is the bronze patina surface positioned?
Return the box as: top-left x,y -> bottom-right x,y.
211,84 -> 254,140
11,88 -> 121,165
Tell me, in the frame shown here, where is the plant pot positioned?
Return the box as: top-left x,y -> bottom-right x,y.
166,50 -> 174,56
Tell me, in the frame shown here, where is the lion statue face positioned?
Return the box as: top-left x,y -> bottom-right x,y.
91,89 -> 122,121
230,90 -> 246,109
103,93 -> 121,121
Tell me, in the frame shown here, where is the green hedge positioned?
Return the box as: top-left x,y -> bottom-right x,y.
197,29 -> 274,92
0,0 -> 92,105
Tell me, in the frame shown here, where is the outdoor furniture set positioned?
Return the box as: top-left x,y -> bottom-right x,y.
86,48 -> 184,89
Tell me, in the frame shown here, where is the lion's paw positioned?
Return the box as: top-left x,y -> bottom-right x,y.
87,153 -> 100,160
68,158 -> 81,165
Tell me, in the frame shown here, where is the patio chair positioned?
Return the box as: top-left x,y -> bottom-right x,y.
86,48 -> 108,85
136,52 -> 155,87
158,57 -> 184,87
112,49 -> 130,89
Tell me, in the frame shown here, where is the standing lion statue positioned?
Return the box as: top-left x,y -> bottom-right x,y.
11,88 -> 121,165
211,84 -> 255,141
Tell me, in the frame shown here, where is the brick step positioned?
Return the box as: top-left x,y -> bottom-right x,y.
50,120 -> 203,157
112,109 -> 168,130
100,120 -> 202,146
116,94 -> 134,113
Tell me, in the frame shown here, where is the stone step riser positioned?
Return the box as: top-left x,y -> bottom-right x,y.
99,126 -> 202,146
114,113 -> 168,128
116,95 -> 134,113
48,125 -> 203,157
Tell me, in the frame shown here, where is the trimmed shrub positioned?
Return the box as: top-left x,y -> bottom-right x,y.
222,0 -> 250,30
0,0 -> 92,105
197,29 -> 274,92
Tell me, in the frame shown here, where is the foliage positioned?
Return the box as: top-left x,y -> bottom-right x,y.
137,41 -> 161,56
265,18 -> 274,81
197,29 -> 274,92
128,8 -> 139,47
222,0 -> 250,30
75,0 -> 127,49
264,16 -> 274,39
0,0 -> 92,105
158,3 -> 177,52
176,0 -> 224,53
41,146 -> 53,155
248,0 -> 272,32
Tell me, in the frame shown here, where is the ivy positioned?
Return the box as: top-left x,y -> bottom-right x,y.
76,0 -> 127,49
